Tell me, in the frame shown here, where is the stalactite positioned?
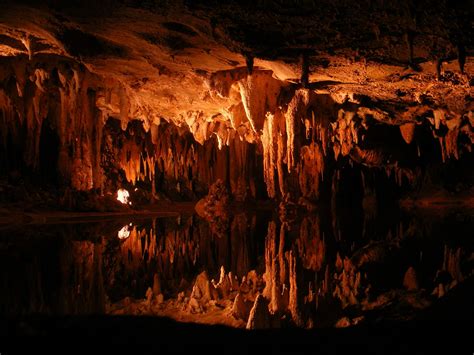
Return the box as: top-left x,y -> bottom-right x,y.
238,71 -> 281,133
245,54 -> 254,75
300,53 -> 309,88
285,89 -> 310,172
400,122 -> 416,144
262,112 -> 276,197
331,108 -> 358,157
429,110 -> 465,162
276,131 -> 287,196
298,142 -> 324,199
442,246 -> 463,283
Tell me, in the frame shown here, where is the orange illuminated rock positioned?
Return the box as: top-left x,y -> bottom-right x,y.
246,295 -> 271,329
403,266 -> 419,291
400,123 -> 416,144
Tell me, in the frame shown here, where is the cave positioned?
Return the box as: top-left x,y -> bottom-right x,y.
0,0 -> 472,353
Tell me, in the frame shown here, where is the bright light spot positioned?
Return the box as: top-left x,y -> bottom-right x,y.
118,225 -> 131,239
117,189 -> 130,204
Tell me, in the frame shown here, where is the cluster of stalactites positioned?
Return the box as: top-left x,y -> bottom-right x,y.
111,120 -> 259,200
0,57 -> 102,190
201,69 -> 283,149
260,87 -> 473,200
429,109 -> 473,162
261,90 -> 333,199
1,57 -> 472,198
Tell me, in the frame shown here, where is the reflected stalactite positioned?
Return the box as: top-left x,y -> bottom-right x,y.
0,233 -> 107,316
297,216 -> 326,272
103,213 -> 262,302
263,221 -> 285,314
0,209 -> 472,327
57,239 -> 106,314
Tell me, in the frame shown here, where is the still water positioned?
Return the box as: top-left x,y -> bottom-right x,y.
0,207 -> 472,328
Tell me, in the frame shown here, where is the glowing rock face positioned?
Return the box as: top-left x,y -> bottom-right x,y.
117,189 -> 130,204
118,225 -> 131,239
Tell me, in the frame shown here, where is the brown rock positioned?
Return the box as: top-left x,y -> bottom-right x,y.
188,297 -> 202,313
145,287 -> 153,305
213,266 -> 231,299
403,266 -> 419,291
246,295 -> 270,329
192,271 -> 212,302
155,294 -> 164,305
152,273 -> 161,295
231,292 -> 251,320
400,123 -> 416,144
335,317 -> 351,328
335,252 -> 343,271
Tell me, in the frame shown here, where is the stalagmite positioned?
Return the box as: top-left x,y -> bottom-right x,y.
246,294 -> 270,329
152,273 -> 161,295
212,266 -> 231,299
231,292 -> 251,320
443,246 -> 463,283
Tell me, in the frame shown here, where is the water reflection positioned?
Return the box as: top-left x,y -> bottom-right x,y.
0,208 -> 472,328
